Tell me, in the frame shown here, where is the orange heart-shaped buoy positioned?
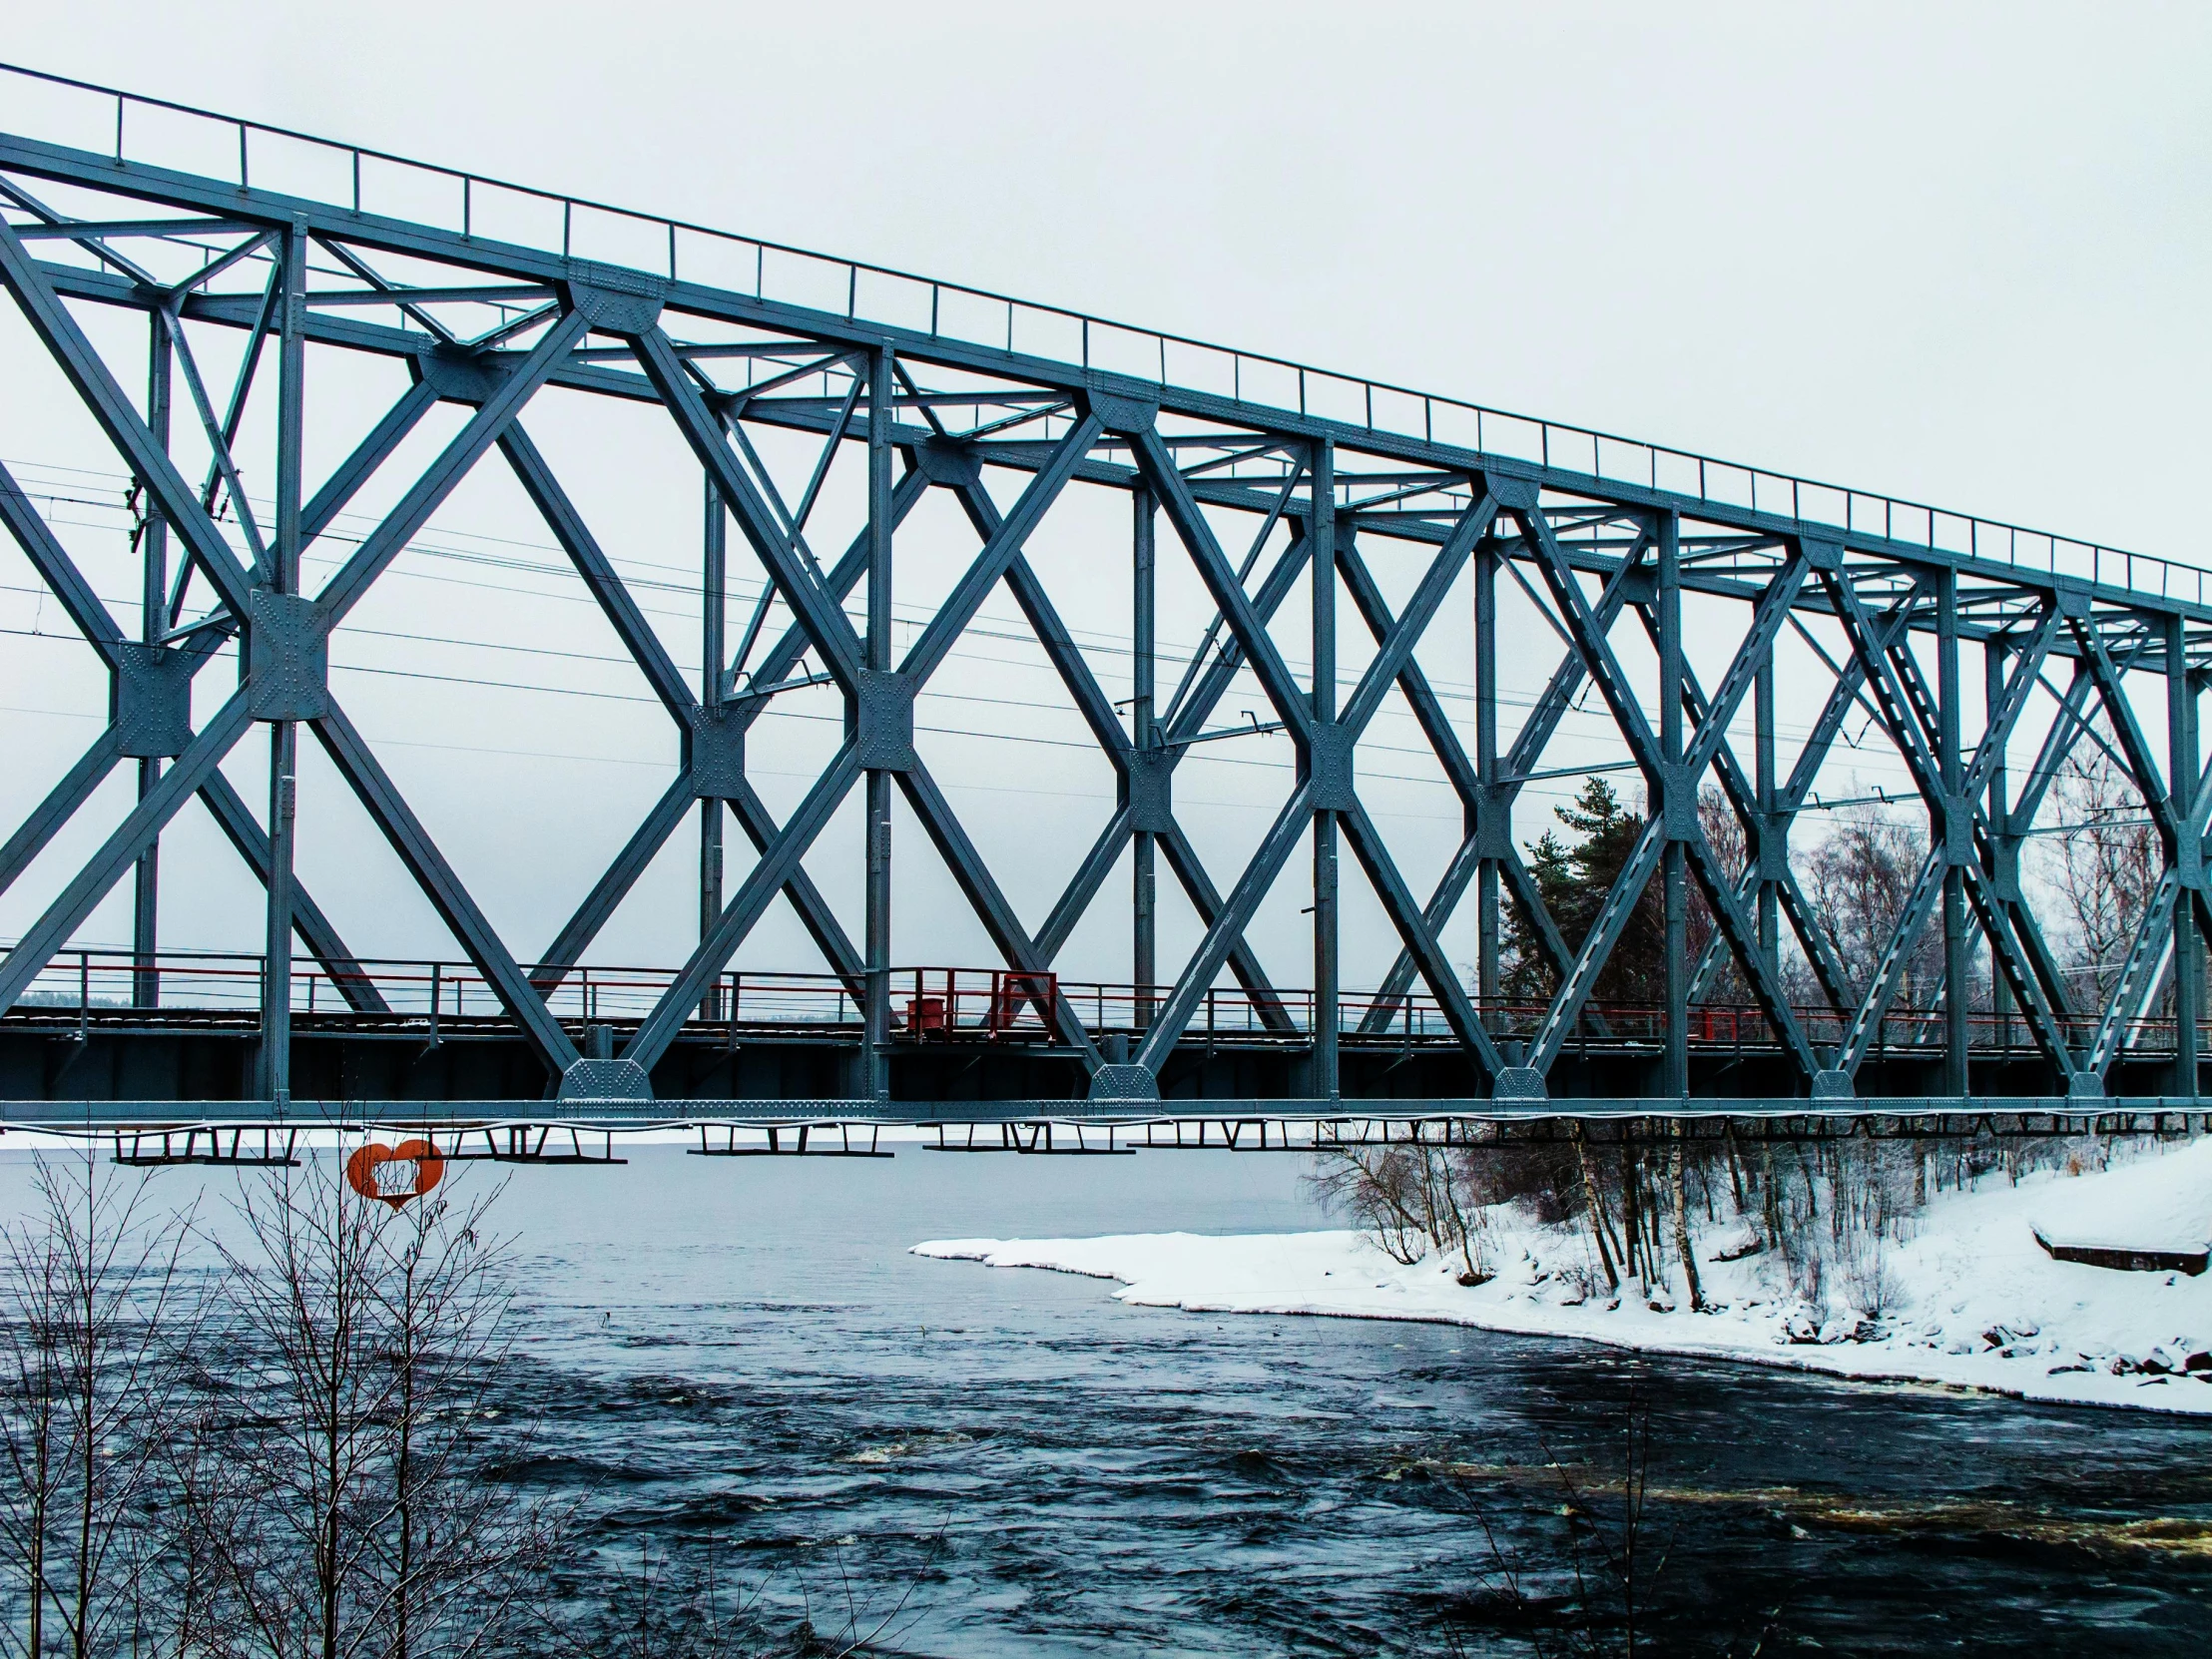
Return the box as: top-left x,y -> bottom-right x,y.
344,1139 -> 445,1209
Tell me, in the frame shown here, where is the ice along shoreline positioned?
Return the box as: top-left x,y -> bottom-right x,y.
914,1138 -> 2212,1416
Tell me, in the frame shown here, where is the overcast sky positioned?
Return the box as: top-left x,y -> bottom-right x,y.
14,2 -> 2208,557
0,4 -> 2206,1000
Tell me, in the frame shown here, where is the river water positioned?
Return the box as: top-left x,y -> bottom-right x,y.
14,1144 -> 2212,1654
475,1144 -> 2210,1657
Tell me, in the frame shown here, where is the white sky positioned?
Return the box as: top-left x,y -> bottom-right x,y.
0,3 -> 2203,1010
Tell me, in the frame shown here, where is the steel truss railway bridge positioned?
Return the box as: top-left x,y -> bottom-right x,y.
0,66 -> 2208,1156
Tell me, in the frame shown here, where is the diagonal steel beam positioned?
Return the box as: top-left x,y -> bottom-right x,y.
1680,829 -> 1821,1078
1501,532 -> 1653,782
726,465 -> 928,714
1159,462 -> 1307,733
1678,554 -> 1809,784
1163,532 -> 1313,746
0,215 -> 255,619
0,459 -> 129,659
1957,856 -> 2078,1077
1354,831 -> 1478,1037
309,698 -> 578,1077
1835,847 -> 1947,1074
2067,615 -> 2182,848
1336,542 -> 1477,804
316,309 -> 590,624
0,690 -> 253,1016
1132,427 -> 1312,744
195,772 -> 389,1015
623,747 -> 863,1074
1134,784 -> 1315,1075
629,326 -> 863,692
1522,817 -> 1668,1073
1517,506 -> 1664,786
1340,803 -> 1504,1078
1819,567 -> 1945,806
531,773 -> 697,991
947,474 -> 1132,764
1337,492 -> 1497,740
1037,809 -> 1134,961
2084,869 -> 2181,1076
726,781 -> 864,988
0,731 -> 124,897
302,378 -> 441,546
895,760 -> 1103,1063
1157,824 -> 1297,1032
167,304 -> 272,581
501,424 -> 692,720
898,416 -> 1102,686
2009,660 -> 2098,831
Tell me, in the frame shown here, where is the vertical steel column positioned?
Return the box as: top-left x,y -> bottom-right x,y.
1309,441 -> 1339,1099
1658,513 -> 1688,1098
1474,543 -> 1499,1024
862,347 -> 893,1100
1754,654 -> 1778,974
699,474 -> 726,1020
1937,569 -> 1969,1096
259,218 -> 306,1106
1985,638 -> 2012,1053
132,308 -> 171,1009
1131,484 -> 1156,1030
2167,612 -> 2199,1096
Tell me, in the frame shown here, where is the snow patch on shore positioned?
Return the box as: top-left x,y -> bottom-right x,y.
915,1138 -> 2212,1413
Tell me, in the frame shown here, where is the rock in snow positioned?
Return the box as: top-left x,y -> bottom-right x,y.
914,1137 -> 2212,1414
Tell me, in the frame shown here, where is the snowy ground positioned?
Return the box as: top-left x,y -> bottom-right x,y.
915,1137 -> 2212,1414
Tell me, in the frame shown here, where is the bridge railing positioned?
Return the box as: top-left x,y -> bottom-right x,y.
4,945 -> 2197,1061
0,62 -> 2197,611
0,947 -> 863,1028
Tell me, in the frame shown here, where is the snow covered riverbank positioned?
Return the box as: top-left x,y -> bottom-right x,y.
915,1137 -> 2212,1414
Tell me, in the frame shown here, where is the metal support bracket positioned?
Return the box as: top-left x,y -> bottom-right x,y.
1126,747 -> 1174,833
1307,722 -> 1357,812
247,591 -> 327,721
689,704 -> 747,800
115,644 -> 194,757
853,669 -> 916,771
556,1057 -> 653,1100
1088,1062 -> 1159,1101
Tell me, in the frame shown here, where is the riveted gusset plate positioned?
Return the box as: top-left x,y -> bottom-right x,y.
115,644 -> 194,758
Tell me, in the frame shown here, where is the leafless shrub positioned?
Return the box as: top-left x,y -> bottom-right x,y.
2035,740 -> 2163,1012
0,1152 -> 201,1659
1307,1147 -> 1492,1278
196,1155 -> 562,1659
1802,810 -> 1940,1011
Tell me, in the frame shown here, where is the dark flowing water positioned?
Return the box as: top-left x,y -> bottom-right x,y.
10,1145 -> 2210,1654
477,1146 -> 2210,1656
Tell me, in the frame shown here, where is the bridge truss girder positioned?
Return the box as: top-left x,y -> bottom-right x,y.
0,89 -> 2207,1114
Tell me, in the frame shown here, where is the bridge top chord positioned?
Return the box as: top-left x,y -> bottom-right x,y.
0,58 -> 2194,613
